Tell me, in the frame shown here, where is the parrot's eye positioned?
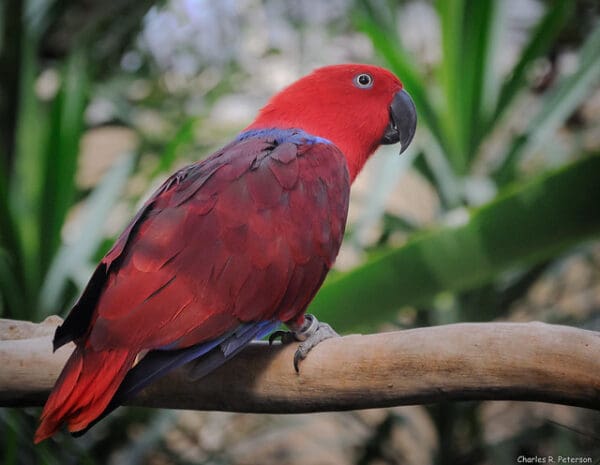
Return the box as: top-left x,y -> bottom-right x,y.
354,73 -> 374,89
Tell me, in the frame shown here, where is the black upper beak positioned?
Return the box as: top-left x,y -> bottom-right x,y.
380,89 -> 417,154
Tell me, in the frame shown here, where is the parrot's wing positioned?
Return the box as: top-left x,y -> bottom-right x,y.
55,133 -> 350,355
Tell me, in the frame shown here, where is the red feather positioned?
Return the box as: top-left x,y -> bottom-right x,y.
34,346 -> 135,442
36,132 -> 350,441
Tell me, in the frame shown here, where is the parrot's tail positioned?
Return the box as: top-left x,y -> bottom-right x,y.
34,345 -> 135,443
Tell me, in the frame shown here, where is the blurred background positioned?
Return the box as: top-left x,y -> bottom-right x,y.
1,0 -> 600,463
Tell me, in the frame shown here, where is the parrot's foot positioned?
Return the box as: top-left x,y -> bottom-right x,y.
270,314 -> 339,372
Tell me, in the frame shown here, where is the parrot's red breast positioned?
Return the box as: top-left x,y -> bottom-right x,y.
35,64 -> 414,442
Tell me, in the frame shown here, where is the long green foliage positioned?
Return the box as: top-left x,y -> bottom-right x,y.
317,0 -> 600,329
0,2 -> 150,463
312,154 -> 600,330
324,2 -> 600,460
0,3 -> 151,321
355,0 -> 589,199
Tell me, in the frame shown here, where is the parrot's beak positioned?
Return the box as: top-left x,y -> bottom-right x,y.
380,89 -> 417,154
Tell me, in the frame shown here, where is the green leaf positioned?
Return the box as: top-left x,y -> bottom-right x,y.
39,49 -> 89,278
436,0 -> 504,172
494,23 -> 600,184
39,153 -> 135,316
460,0 -> 503,163
0,165 -> 20,274
10,32 -> 47,301
0,248 -> 24,318
310,154 -> 600,332
492,0 -> 573,124
435,0 -> 467,172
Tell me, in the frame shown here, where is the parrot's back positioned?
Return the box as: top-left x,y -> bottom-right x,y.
35,128 -> 350,441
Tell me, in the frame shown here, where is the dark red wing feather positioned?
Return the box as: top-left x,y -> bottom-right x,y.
57,135 -> 350,353
39,131 -> 350,441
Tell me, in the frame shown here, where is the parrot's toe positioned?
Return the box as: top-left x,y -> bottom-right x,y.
290,314 -> 339,372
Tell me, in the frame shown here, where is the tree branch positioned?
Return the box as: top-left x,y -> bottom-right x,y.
1,317 -> 599,411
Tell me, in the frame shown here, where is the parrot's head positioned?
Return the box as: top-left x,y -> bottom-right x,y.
247,63 -> 417,180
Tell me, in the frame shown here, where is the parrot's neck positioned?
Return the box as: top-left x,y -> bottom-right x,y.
236,128 -> 332,147
244,122 -> 376,182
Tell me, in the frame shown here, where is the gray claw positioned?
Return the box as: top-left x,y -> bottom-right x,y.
290,314 -> 339,372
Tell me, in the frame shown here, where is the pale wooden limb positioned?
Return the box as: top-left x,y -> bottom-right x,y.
0,317 -> 599,411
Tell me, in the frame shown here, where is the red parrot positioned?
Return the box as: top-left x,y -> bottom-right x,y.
34,63 -> 416,442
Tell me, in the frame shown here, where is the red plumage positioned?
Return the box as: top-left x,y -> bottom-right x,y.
35,63 -> 414,442
35,134 -> 350,442
35,347 -> 135,440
